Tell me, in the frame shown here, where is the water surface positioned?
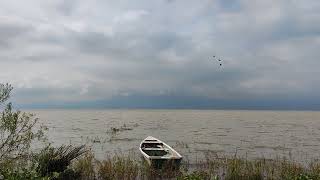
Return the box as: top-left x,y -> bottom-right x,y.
30,109 -> 320,162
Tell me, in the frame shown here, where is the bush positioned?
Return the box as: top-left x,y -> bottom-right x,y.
34,145 -> 86,177
0,83 -> 47,179
0,83 -> 46,164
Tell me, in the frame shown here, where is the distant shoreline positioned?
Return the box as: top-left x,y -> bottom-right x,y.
19,107 -> 320,112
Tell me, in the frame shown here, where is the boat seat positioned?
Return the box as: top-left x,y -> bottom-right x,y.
142,141 -> 162,144
142,147 -> 167,151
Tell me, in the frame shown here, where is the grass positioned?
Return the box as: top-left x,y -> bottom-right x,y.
108,123 -> 135,135
69,150 -> 320,180
0,145 -> 320,180
72,151 -> 96,180
97,155 -> 139,180
1,145 -> 320,179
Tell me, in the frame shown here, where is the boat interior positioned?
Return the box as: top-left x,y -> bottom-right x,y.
141,140 -> 169,156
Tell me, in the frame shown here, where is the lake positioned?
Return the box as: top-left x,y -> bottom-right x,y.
29,109 -> 320,163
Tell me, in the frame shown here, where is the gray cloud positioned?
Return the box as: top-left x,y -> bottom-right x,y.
0,0 -> 319,108
0,17 -> 34,49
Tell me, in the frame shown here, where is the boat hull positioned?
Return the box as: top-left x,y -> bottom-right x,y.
146,157 -> 182,169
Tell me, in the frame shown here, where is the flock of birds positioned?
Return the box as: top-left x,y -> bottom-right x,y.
212,55 -> 223,67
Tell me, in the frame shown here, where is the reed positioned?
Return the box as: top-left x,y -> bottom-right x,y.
97,155 -> 139,180
2,147 -> 320,179
70,150 -> 320,180
170,151 -> 320,180
72,151 -> 96,180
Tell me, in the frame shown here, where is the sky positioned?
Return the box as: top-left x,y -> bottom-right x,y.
0,0 -> 320,109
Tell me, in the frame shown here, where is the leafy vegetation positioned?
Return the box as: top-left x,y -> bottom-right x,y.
0,83 -> 46,165
0,83 -> 86,179
34,144 -> 86,177
0,83 -> 48,179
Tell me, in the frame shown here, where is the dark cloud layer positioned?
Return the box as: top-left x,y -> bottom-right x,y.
0,0 -> 320,109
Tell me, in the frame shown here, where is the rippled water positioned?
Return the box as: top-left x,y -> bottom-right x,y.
29,109 -> 320,162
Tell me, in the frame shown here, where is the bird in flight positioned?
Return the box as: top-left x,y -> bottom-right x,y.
212,55 -> 223,67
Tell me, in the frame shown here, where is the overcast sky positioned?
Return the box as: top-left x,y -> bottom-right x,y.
1,0 -> 320,109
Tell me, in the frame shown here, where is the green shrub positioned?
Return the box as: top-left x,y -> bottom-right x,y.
0,83 -> 46,165
34,145 -> 86,177
0,83 -> 47,179
0,165 -> 48,180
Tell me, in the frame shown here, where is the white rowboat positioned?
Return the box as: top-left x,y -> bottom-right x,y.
139,136 -> 182,168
